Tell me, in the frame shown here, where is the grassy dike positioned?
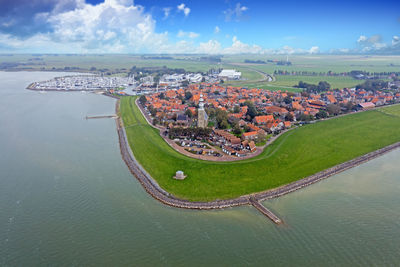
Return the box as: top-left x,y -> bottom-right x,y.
121,96 -> 400,201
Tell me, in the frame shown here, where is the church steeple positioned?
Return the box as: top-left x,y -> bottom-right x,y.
197,93 -> 208,128
199,94 -> 204,109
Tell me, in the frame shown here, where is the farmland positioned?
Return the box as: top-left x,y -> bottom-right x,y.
121,96 -> 400,202
2,53 -> 399,91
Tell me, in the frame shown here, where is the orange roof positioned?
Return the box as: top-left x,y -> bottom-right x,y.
254,115 -> 274,124
243,131 -> 258,137
327,94 -> 337,103
292,101 -> 304,111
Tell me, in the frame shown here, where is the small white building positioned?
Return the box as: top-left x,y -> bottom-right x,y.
218,69 -> 241,80
173,170 -> 187,180
186,73 -> 203,83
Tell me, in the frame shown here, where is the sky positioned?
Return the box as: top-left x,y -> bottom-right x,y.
0,0 -> 399,54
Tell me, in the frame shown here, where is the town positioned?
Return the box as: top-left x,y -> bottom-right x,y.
29,68 -> 400,160
137,75 -> 400,160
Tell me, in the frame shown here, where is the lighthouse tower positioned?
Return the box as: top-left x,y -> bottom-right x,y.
197,94 -> 208,128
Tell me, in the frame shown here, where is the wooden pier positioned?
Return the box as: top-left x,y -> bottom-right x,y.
86,115 -> 118,119
250,197 -> 282,224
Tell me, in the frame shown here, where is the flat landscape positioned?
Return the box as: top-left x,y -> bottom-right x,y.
121,96 -> 400,201
3,54 -> 400,91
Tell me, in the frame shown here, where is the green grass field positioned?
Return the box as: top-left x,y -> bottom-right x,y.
224,54 -> 400,89
378,104 -> 400,117
121,97 -> 400,201
271,75 -> 361,89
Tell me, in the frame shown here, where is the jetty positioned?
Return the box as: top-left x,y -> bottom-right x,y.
86,115 -> 118,119
250,197 -> 282,224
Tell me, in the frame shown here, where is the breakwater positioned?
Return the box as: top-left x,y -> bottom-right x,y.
86,115 -> 117,119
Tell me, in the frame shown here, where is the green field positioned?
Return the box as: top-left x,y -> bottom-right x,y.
379,105 -> 400,117
271,75 -> 361,89
121,97 -> 400,201
224,55 -> 400,89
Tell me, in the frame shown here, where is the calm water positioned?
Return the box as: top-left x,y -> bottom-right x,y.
1,72 -> 400,266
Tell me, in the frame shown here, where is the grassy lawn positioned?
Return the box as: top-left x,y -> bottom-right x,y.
271,75 -> 361,89
379,104 -> 400,117
121,97 -> 400,202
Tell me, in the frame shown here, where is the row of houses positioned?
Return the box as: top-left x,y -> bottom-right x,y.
142,81 -> 400,157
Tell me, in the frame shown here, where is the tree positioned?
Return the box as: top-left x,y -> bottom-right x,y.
185,109 -> 193,118
201,77 -> 206,82
327,104 -> 341,115
159,92 -> 165,99
297,113 -> 314,122
244,101 -> 257,119
232,123 -> 242,135
283,96 -> 292,104
148,105 -> 157,117
297,81 -> 331,93
318,81 -> 330,91
356,80 -> 388,91
257,131 -> 266,142
139,95 -> 147,105
185,91 -> 193,100
285,113 -> 294,121
316,110 -> 327,119
346,101 -> 355,112
215,109 -> 229,129
233,105 -> 240,113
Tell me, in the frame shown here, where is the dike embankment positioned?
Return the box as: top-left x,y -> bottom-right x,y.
115,98 -> 400,224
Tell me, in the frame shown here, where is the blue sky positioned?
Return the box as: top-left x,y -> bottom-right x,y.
0,0 -> 399,54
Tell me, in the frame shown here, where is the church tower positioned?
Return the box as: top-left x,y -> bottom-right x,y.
197,94 -> 208,128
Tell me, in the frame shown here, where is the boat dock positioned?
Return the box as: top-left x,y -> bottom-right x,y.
86,115 -> 118,119
250,197 -> 282,224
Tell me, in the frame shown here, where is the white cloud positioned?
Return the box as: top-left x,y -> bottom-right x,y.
357,35 -> 367,43
223,36 -> 262,54
357,34 -> 386,52
214,26 -> 220,34
163,7 -> 171,19
177,30 -> 199,38
309,46 -> 319,54
44,0 -> 168,53
224,3 -> 248,21
392,36 -> 400,46
177,3 -> 190,17
198,40 -> 222,54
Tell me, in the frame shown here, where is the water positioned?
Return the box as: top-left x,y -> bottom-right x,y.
1,71 -> 400,266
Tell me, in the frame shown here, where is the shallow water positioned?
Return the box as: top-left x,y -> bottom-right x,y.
1,71 -> 399,266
